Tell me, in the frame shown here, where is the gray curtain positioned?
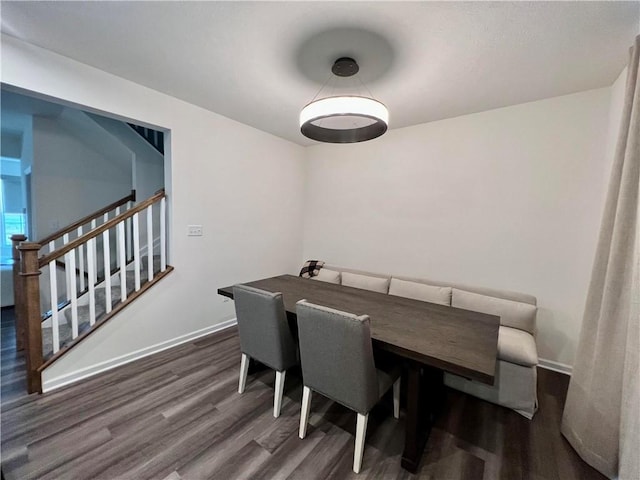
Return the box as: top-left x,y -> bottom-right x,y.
561,36 -> 640,479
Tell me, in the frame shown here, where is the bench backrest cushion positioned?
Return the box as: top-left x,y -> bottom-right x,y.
389,278 -> 452,306
341,271 -> 390,294
312,268 -> 341,284
452,288 -> 537,334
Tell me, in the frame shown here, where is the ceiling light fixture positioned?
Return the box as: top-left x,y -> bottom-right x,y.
300,57 -> 388,143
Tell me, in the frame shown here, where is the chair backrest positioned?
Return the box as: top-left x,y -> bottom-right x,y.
233,284 -> 297,372
296,300 -> 379,414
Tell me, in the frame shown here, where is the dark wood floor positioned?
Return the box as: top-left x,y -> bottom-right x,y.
1,312 -> 604,480
1,307 -> 27,405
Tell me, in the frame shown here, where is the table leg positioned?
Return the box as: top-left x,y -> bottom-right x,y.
401,361 -> 444,473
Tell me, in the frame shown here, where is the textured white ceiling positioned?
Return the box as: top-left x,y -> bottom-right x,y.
1,1 -> 638,146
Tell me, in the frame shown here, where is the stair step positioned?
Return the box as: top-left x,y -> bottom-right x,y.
95,285 -> 121,304
42,318 -> 92,359
141,255 -> 161,271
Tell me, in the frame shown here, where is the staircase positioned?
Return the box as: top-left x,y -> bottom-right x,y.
11,190 -> 173,393
41,255 -> 161,359
127,123 -> 164,154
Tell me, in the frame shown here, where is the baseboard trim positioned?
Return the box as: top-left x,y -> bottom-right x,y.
538,358 -> 573,376
40,325 -> 572,391
42,318 -> 238,392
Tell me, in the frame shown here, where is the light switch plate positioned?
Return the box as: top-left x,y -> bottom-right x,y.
187,225 -> 203,236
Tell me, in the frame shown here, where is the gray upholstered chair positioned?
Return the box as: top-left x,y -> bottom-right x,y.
295,300 -> 401,474
233,284 -> 298,418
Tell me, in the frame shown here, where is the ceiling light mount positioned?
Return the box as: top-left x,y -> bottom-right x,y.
300,57 -> 388,144
331,57 -> 359,77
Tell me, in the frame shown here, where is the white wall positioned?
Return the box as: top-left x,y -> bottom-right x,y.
0,34 -> 306,389
87,113 -> 165,202
134,153 -> 164,203
32,115 -> 133,240
86,112 -> 165,252
303,88 -> 612,367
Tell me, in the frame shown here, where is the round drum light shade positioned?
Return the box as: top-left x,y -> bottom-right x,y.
300,96 -> 389,143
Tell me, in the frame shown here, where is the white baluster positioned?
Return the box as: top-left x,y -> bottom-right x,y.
103,212 -> 109,280
87,237 -> 96,326
49,240 -> 58,342
133,213 -> 141,291
146,205 -> 154,282
115,206 -> 121,269
68,247 -> 78,339
103,228 -> 112,314
49,260 -> 60,354
77,226 -> 85,292
160,197 -> 166,272
118,221 -> 127,301
91,219 -> 97,276
63,233 -> 70,301
126,200 -> 133,261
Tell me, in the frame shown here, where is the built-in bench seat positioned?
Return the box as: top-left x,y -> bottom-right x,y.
309,265 -> 539,419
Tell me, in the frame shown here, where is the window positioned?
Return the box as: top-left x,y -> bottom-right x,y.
0,174 -> 26,264
3,212 -> 26,246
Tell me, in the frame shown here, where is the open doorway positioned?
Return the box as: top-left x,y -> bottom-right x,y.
1,87 -> 169,401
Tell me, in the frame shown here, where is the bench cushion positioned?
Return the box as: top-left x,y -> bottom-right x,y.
389,278 -> 451,306
498,326 -> 538,367
342,272 -> 390,294
312,269 -> 341,284
452,289 -> 537,334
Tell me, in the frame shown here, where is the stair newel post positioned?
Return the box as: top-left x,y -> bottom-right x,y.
11,234 -> 27,351
18,242 -> 44,394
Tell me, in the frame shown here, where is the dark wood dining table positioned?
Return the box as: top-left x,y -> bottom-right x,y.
218,274 -> 499,473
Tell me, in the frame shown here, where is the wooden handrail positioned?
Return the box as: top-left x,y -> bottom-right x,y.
38,190 -> 165,268
36,190 -> 136,246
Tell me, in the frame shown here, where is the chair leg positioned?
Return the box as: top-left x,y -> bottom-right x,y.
353,412 -> 369,473
299,386 -> 312,439
393,378 -> 401,419
274,370 -> 286,418
238,353 -> 249,394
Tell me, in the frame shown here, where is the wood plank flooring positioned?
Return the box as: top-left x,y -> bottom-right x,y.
1,312 -> 605,479
1,307 -> 27,405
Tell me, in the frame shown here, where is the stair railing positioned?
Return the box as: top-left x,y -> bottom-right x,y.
37,190 -> 136,250
12,191 -> 136,353
13,189 -> 169,393
39,190 -> 137,293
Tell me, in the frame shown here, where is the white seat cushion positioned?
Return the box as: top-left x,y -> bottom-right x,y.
389,278 -> 451,306
452,289 -> 537,334
341,272 -> 390,294
498,326 -> 538,367
312,269 -> 341,284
